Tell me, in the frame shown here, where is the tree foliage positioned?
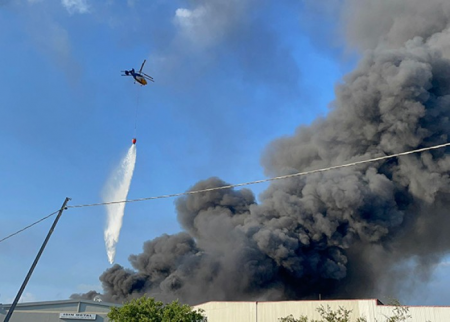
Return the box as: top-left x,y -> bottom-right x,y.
278,305 -> 364,322
316,305 -> 367,322
279,314 -> 310,322
383,300 -> 411,322
107,296 -> 207,322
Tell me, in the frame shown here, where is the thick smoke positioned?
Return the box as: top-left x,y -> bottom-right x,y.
340,0 -> 450,53
73,0 -> 450,304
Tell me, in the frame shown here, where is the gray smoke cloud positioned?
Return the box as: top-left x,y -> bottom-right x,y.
340,0 -> 450,52
72,0 -> 450,304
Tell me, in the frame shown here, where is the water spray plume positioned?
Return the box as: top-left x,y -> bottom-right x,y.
103,144 -> 136,264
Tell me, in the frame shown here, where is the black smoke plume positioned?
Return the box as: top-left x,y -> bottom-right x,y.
73,0 -> 450,304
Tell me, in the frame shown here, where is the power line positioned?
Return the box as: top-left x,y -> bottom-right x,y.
67,142 -> 450,209
1,141 -> 449,244
0,210 -> 59,244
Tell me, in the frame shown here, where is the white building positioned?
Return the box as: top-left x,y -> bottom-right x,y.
193,299 -> 450,322
0,299 -> 120,322
2,298 -> 449,321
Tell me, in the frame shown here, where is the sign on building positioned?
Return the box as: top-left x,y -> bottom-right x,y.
59,313 -> 97,320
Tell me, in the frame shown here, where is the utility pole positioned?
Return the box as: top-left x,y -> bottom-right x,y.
4,197 -> 71,322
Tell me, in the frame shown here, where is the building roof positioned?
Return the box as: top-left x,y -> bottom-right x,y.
1,299 -> 120,309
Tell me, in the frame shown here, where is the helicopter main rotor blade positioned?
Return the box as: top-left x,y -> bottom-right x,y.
141,74 -> 154,82
142,72 -> 154,80
139,60 -> 146,73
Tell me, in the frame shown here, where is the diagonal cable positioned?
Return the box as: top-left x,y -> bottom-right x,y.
0,210 -> 59,244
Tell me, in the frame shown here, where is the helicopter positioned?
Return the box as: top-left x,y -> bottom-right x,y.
121,60 -> 154,85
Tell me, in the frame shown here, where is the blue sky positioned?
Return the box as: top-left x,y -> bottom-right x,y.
0,0 -> 448,306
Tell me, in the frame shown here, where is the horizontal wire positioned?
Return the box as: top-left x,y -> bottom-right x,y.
2,142 -> 449,244
67,142 -> 450,209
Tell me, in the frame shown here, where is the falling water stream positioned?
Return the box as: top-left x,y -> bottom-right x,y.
102,144 -> 136,264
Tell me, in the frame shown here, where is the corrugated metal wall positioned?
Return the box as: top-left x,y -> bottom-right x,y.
376,304 -> 450,322
257,300 -> 363,322
194,299 -> 450,322
195,302 -> 256,322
